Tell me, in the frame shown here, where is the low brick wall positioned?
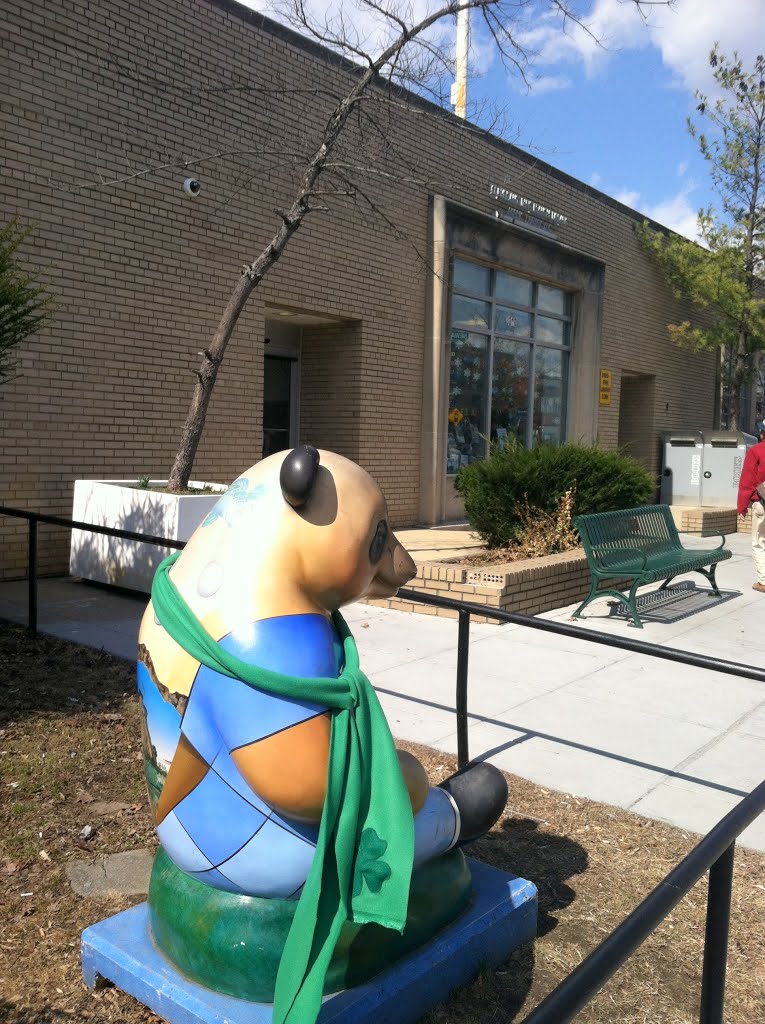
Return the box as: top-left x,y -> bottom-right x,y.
669,506 -> 739,535
367,548 -> 625,622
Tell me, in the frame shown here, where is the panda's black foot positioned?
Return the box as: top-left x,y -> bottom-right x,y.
438,761 -> 508,846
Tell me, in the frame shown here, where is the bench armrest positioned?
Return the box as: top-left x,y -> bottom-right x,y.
594,547 -> 648,572
679,529 -> 727,550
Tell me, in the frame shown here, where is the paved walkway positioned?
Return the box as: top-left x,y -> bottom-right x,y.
1,530 -> 764,850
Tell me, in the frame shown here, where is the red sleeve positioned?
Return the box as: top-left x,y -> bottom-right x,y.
738,445 -> 765,515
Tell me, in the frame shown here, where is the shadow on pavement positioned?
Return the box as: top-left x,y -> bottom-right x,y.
599,581 -> 740,626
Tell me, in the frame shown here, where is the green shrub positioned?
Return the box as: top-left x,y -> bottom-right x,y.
454,442 -> 656,549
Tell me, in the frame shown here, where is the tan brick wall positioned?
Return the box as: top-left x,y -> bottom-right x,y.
1,0 -> 718,576
618,375 -> 657,469
368,549 -> 631,622
300,322 -> 363,460
669,506 -> 739,535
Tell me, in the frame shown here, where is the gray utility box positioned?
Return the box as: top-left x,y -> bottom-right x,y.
700,430 -> 757,507
660,430 -> 704,506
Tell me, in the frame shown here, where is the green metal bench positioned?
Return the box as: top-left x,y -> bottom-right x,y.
572,504 -> 731,629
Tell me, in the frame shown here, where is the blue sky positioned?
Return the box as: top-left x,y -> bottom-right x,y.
242,0 -> 763,241
471,0 -> 765,240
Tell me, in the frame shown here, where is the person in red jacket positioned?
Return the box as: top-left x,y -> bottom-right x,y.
737,422 -> 765,592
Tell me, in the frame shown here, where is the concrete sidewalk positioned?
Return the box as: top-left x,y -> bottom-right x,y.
1,530 -> 764,850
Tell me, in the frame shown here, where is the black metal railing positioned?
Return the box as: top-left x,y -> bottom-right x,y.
2,506 -> 764,1024
519,782 -> 765,1024
0,506 -> 184,635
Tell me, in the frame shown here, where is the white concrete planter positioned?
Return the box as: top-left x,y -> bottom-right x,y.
70,479 -> 227,592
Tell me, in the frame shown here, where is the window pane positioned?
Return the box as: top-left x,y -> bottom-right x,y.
537,284 -> 570,315
454,258 -> 491,296
495,304 -> 531,337
496,271 -> 532,307
533,348 -> 567,447
447,331 -> 489,472
535,315 -> 569,345
491,340 -> 530,448
452,295 -> 491,330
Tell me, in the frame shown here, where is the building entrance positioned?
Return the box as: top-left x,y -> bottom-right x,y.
263,354 -> 299,458
263,317 -> 302,458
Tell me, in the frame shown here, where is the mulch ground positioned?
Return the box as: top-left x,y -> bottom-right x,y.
1,622 -> 764,1024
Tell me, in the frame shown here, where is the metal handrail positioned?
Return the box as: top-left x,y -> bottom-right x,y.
0,505 -> 186,547
398,587 -> 765,684
520,781 -> 765,1023
0,505 -> 184,634
2,506 -> 763,1024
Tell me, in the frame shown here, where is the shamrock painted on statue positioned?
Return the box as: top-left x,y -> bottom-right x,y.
136,446 -> 508,1024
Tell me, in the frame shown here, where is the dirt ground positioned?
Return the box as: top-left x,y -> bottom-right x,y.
1,622 -> 763,1024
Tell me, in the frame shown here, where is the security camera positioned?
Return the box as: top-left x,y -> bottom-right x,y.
183,177 -> 202,196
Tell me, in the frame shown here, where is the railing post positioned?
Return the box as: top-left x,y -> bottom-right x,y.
456,609 -> 471,769
699,843 -> 735,1024
28,517 -> 38,636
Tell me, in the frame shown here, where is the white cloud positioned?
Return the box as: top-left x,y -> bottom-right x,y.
613,187 -> 640,207
526,73 -> 571,94
514,0 -> 764,97
514,0 -> 654,80
677,160 -> 688,177
648,0 -> 764,96
642,189 -> 701,242
589,170 -> 602,188
607,182 -> 702,242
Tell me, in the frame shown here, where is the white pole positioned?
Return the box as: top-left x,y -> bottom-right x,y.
453,5 -> 469,119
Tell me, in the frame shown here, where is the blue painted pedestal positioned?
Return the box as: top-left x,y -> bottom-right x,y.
81,858 -> 537,1024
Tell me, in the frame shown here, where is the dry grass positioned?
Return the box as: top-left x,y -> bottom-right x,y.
1,622 -> 764,1024
454,490 -> 581,568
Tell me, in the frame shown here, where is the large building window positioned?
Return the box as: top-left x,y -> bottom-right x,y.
447,256 -> 572,473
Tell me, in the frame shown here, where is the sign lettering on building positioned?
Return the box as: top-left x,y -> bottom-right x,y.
489,184 -> 568,238
691,452 -> 702,486
599,368 -> 612,406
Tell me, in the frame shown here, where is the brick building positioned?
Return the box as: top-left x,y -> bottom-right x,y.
1,0 -> 718,577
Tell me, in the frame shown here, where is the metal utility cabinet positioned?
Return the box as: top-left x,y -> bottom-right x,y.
700,430 -> 757,507
661,429 -> 757,507
660,431 -> 703,506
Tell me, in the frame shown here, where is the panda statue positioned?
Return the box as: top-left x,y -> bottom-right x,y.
136,446 -> 507,1020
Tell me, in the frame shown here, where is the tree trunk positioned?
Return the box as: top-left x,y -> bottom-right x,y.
167,274 -> 254,491
728,336 -> 751,432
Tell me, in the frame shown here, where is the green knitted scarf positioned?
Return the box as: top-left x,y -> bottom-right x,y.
151,552 -> 414,1024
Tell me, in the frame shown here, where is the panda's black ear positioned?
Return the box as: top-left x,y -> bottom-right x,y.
280,445 -> 321,509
